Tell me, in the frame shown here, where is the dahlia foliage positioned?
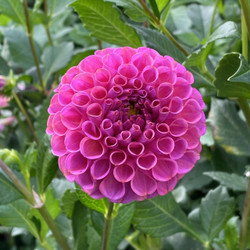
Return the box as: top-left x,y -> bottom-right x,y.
47,47 -> 206,203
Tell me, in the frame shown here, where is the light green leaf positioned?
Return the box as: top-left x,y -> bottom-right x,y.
0,57 -> 10,76
76,184 -> 108,214
133,194 -> 203,242
72,201 -> 88,250
156,0 -> 169,12
48,0 -> 75,17
36,137 -> 58,193
42,42 -> 74,82
184,22 -> 239,67
70,0 -> 142,47
200,186 -> 235,241
62,189 -> 79,218
214,53 -> 250,98
0,200 -> 39,238
224,217 -> 240,250
0,173 -> 23,205
130,25 -> 186,62
0,0 -> 26,26
209,98 -> 250,156
2,28 -> 41,70
23,143 -> 36,173
200,124 -> 215,146
87,226 -> 102,250
204,172 -> 247,191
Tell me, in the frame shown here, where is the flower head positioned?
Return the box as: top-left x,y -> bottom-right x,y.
47,47 -> 206,203
0,95 -> 10,108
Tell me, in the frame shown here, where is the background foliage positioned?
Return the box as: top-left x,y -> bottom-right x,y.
0,0 -> 249,249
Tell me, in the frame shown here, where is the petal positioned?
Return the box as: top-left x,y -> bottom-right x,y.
137,153 -> 157,170
65,152 -> 89,175
113,164 -> 135,182
90,158 -> 111,180
51,135 -> 66,156
157,176 -> 178,195
80,138 -> 105,159
152,158 -> 177,181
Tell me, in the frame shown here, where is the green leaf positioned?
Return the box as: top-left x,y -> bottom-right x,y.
200,124 -> 215,146
184,22 -> 239,67
62,189 -> 79,218
0,0 -> 26,27
200,186 -> 235,241
87,225 -> 102,250
76,184 -> 108,214
0,173 -> 23,205
70,0 -> 142,47
23,143 -> 36,173
224,217 -> 240,250
2,28 -> 41,70
48,0 -> 75,17
0,200 -> 39,238
42,42 -> 74,82
105,0 -> 147,22
204,172 -> 247,191
156,0 -> 169,12
0,57 -> 10,76
72,201 -> 88,250
106,204 -> 135,250
209,98 -> 250,156
133,194 -> 203,242
36,137 -> 58,193
214,53 -> 250,98
130,25 -> 186,62
180,160 -> 212,191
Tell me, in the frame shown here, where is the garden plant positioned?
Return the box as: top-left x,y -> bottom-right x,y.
0,0 -> 250,250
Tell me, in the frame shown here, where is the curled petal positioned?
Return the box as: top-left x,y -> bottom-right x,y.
80,138 -> 105,159
156,137 -> 174,155
128,142 -> 145,156
79,55 -> 103,73
157,83 -> 173,99
76,170 -> 95,190
103,53 -> 123,70
95,68 -> 111,85
58,84 -> 74,105
113,164 -> 135,182
65,130 -> 84,152
176,151 -> 200,174
71,73 -> 94,91
118,64 -> 138,79
61,106 -> 82,129
91,86 -> 107,102
110,150 -> 127,166
104,136 -> 118,148
169,97 -> 183,114
59,155 -> 75,182
65,152 -> 89,175
52,112 -> 67,136
90,158 -> 111,180
157,176 -> 177,195
137,152 -> 157,170
100,119 -> 114,136
132,53 -> 153,71
117,131 -> 131,146
51,135 -> 66,156
141,66 -> 158,83
112,75 -> 127,86
182,126 -> 200,149
82,120 -> 102,140
48,94 -> 63,114
87,103 -> 104,124
152,158 -> 177,181
72,92 -> 90,107
169,119 -> 188,136
170,139 -> 187,159
180,99 -> 202,124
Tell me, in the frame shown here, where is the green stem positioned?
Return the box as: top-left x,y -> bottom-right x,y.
101,202 -> 114,250
239,0 -> 250,40
37,206 -> 70,250
13,92 -> 39,145
0,159 -> 35,205
23,0 -> 44,91
43,0 -> 53,46
137,0 -> 189,56
239,11 -> 250,250
208,0 -> 220,35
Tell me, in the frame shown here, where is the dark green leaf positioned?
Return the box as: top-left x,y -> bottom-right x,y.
204,171 -> 247,191
200,186 -> 235,241
0,173 -> 23,205
0,200 -> 39,238
62,189 -> 79,218
71,0 -> 142,47
42,43 -> 74,82
36,137 -> 58,193
72,201 -> 88,250
214,53 -> 250,98
2,28 -> 41,70
0,57 -> 10,76
76,184 -> 108,214
87,226 -> 102,250
133,194 -> 203,242
209,98 -> 250,156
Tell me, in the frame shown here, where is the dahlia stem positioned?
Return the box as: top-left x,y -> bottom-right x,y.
137,0 -> 189,56
239,0 -> 250,40
0,159 -> 70,250
101,202 -> 114,250
23,0 -> 44,92
43,0 -> 53,46
208,0 -> 220,35
13,92 -> 39,145
239,10 -> 250,250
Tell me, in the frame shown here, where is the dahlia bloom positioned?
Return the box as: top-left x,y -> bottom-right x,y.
47,47 -> 206,203
0,95 -> 10,108
0,116 -> 15,132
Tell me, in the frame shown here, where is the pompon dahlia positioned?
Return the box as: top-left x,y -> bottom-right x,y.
47,47 -> 206,203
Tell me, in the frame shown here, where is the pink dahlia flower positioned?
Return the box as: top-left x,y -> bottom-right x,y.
47,47 -> 206,203
0,95 -> 10,108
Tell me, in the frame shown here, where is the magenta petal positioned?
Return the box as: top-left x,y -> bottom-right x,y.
90,158 -> 111,180
48,94 -> 63,114
113,164 -> 135,182
65,152 -> 89,175
157,137 -> 174,155
86,103 -> 103,124
71,73 -> 94,91
170,139 -> 187,159
182,126 -> 200,149
112,75 -> 127,86
80,138 -> 105,159
157,176 -> 177,195
110,150 -> 127,165
118,64 -> 138,79
180,99 -> 202,124
176,151 -> 200,174
79,55 -> 103,73
100,119 -> 114,136
65,130 -> 84,152
103,53 -> 123,70
76,170 -> 95,190
142,66 -> 158,83
169,119 -> 188,136
51,134 -> 66,156
46,114 -> 54,135
128,142 -> 145,156
61,106 -> 82,129
99,174 -> 125,201
169,97 -> 183,114
157,83 -> 173,99
132,53 -> 153,71
104,136 -> 118,148
58,84 -> 74,105
82,120 -> 102,140
72,92 -> 90,107
95,68 -> 111,84
131,170 -> 157,196
137,152 -> 157,170
58,155 -> 75,182
152,158 -> 177,181
52,112 -> 67,136
91,86 -> 107,102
